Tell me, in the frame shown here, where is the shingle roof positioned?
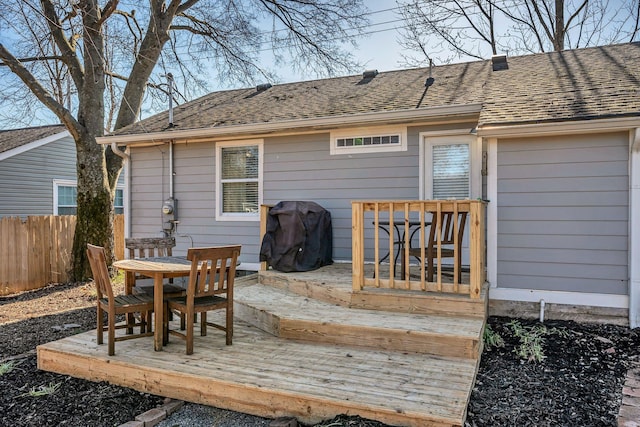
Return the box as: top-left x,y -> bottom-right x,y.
112,42 -> 640,137
0,124 -> 67,154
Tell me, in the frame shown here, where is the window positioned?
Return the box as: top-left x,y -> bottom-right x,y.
53,180 -> 124,215
422,134 -> 477,200
330,125 -> 407,155
216,140 -> 263,221
432,144 -> 470,199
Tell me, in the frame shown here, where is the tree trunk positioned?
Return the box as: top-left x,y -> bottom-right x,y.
71,134 -> 114,280
71,0 -> 111,281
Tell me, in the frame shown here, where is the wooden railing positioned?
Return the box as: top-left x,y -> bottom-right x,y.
352,200 -> 486,298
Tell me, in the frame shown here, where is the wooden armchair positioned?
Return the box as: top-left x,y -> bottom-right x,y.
409,211 -> 467,283
86,244 -> 154,356
164,245 -> 241,355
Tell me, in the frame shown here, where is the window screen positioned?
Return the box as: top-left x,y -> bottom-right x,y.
432,144 -> 470,199
220,145 -> 259,213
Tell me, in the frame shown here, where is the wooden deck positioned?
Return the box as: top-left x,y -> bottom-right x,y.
38,264 -> 488,427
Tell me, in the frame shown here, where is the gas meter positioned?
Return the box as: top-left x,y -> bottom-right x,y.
161,197 -> 177,233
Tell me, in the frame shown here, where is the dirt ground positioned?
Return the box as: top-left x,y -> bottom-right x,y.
1,281 -> 639,427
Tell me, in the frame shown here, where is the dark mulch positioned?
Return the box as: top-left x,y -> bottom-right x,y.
2,283 -> 640,427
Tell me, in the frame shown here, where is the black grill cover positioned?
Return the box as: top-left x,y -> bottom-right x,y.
259,201 -> 332,272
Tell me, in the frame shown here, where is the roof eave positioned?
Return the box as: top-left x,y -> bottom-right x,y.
97,104 -> 483,145
478,115 -> 640,138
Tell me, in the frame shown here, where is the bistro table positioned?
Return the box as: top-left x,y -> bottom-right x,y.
376,220 -> 431,278
113,257 -> 193,351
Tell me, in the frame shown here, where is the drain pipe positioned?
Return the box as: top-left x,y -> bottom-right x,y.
111,142 -> 131,239
539,299 -> 546,323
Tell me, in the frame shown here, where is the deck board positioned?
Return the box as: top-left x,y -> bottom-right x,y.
38,315 -> 477,426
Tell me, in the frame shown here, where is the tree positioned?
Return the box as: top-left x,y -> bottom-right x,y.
0,0 -> 366,280
398,0 -> 640,65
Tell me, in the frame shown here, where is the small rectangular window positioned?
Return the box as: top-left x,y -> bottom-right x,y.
330,126 -> 407,155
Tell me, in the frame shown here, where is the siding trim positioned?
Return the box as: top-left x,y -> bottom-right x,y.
490,288 -> 628,309
0,131 -> 70,161
629,128 -> 640,327
486,138 -> 498,288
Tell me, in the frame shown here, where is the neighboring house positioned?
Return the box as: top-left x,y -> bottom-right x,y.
98,43 -> 640,325
0,125 -> 125,218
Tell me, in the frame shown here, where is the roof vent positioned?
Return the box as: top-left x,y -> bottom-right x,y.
256,82 -> 272,92
362,69 -> 378,79
491,54 -> 508,71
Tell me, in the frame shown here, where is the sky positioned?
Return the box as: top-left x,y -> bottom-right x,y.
0,1 -> 410,129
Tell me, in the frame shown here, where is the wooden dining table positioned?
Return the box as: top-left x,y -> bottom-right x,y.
113,256 -> 193,351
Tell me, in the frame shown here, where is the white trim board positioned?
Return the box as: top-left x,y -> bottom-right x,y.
629,128 -> 640,327
0,131 -> 70,162
490,288 -> 629,309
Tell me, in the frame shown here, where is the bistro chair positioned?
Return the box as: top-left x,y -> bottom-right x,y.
164,245 -> 241,355
125,236 -> 184,295
86,244 -> 154,356
409,211 -> 467,283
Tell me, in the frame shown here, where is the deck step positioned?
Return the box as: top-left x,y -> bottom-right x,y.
235,284 -> 484,359
258,265 -> 488,319
38,317 -> 477,426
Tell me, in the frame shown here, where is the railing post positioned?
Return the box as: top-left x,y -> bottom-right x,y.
469,201 -> 483,299
259,205 -> 270,271
352,202 -> 365,291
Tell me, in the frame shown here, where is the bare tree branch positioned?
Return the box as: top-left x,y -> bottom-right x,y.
0,43 -> 81,138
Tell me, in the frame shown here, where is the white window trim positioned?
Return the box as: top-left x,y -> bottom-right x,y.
330,125 -> 407,155
53,179 -> 125,215
419,132 -> 481,199
215,139 -> 264,222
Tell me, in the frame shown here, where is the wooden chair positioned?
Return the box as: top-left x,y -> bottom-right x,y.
126,236 -> 175,259
86,244 -> 154,356
164,245 -> 241,355
125,236 -> 185,298
409,211 -> 467,283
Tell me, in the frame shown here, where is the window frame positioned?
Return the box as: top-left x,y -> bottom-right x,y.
419,132 -> 481,200
215,139 -> 264,222
330,125 -> 408,155
53,179 -> 124,215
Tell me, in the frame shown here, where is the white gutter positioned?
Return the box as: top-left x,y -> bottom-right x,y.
629,128 -> 640,328
110,142 -> 131,239
96,104 -> 483,145
478,116 -> 640,138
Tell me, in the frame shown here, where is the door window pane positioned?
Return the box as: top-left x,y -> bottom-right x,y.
432,144 -> 470,199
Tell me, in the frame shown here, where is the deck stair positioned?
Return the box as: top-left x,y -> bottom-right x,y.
38,265 -> 488,427
235,283 -> 483,359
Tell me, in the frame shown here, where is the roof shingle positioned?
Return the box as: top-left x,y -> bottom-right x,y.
112,42 -> 640,137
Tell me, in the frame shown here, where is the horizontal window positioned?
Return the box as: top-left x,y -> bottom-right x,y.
330,126 -> 407,155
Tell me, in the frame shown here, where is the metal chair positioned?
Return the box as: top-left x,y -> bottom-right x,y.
86,244 -> 154,356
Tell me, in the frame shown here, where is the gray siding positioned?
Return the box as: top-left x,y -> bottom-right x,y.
496,132 -> 629,295
0,135 -> 76,218
264,132 -> 420,261
128,123 -> 475,266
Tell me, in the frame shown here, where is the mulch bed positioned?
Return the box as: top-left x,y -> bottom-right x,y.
2,282 -> 640,426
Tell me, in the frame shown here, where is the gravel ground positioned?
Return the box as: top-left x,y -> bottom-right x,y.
2,281 -> 640,427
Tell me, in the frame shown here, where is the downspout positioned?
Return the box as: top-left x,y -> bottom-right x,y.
629,128 -> 640,328
111,142 -> 131,240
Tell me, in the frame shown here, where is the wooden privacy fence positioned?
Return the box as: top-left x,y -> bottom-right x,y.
352,200 -> 486,298
0,214 -> 124,296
